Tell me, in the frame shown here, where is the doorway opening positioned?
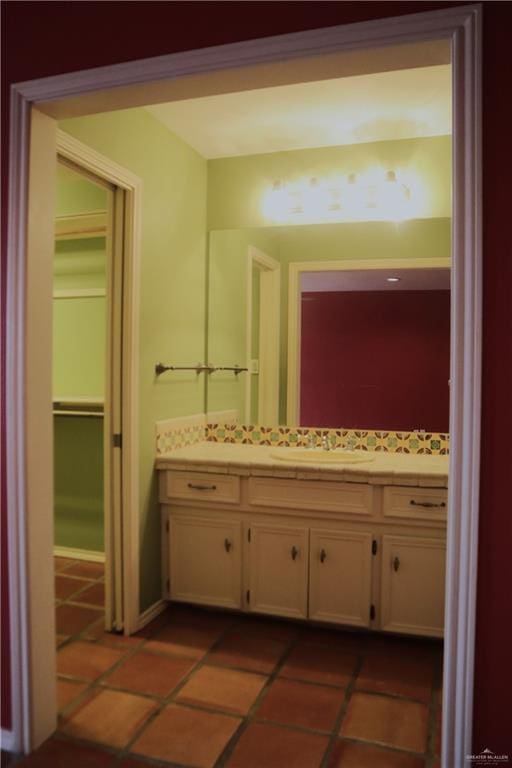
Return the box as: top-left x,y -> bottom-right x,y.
5,7 -> 481,764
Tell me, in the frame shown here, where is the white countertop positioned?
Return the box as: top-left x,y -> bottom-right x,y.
155,442 -> 449,488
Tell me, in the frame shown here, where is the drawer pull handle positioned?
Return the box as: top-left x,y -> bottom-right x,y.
187,483 -> 217,491
224,538 -> 232,553
410,500 -> 446,509
291,546 -> 299,561
320,549 -> 327,563
392,556 -> 400,572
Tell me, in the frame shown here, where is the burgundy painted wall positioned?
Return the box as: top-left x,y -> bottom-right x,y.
300,290 -> 450,431
2,1 -> 512,750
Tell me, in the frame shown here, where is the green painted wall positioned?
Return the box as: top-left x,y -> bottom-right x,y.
59,108 -> 208,609
54,416 -> 104,551
53,170 -> 107,552
207,136 -> 451,230
56,164 -> 107,216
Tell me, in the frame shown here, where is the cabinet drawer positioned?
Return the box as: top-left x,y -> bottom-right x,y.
162,471 -> 240,504
248,477 -> 373,516
383,486 -> 447,522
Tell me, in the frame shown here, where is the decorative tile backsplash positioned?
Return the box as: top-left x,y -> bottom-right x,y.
157,415 -> 449,455
205,423 -> 449,455
156,413 -> 206,455
156,410 -> 238,455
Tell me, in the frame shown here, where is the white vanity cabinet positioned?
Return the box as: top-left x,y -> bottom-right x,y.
159,464 -> 447,638
247,523 -> 309,619
309,529 -> 373,628
168,514 -> 242,609
380,534 -> 446,637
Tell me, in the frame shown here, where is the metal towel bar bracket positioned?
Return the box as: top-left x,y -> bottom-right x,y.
155,362 -> 214,376
155,362 -> 248,377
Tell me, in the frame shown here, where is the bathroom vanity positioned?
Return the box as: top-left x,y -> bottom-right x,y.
156,443 -> 448,638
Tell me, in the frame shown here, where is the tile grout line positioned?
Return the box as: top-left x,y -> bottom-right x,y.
55,601 -> 443,768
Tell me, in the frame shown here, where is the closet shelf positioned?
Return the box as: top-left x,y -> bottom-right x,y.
55,210 -> 107,241
53,398 -> 104,417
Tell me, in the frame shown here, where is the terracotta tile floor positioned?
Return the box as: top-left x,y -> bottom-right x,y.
10,560 -> 444,767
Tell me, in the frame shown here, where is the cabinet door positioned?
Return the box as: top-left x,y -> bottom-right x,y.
169,515 -> 242,609
380,535 -> 446,637
248,523 -> 308,619
309,529 -> 373,627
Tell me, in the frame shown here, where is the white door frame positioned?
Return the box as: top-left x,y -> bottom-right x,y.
5,6 -> 481,764
287,257 -> 452,425
246,246 -> 280,424
56,130 -> 142,638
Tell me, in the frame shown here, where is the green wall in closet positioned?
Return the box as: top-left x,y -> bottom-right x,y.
53,168 -> 108,553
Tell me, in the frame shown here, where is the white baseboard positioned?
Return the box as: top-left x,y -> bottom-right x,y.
136,599 -> 167,632
0,728 -> 16,753
54,545 -> 105,563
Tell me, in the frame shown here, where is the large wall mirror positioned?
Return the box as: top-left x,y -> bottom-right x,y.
207,222 -> 450,432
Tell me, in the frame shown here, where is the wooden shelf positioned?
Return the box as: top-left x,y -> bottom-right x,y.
55,210 -> 107,241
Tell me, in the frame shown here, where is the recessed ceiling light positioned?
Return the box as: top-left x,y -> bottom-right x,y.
387,277 -> 401,283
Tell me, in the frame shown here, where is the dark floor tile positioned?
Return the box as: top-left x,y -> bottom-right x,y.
73,581 -> 105,607
54,558 -> 79,573
15,736 -> 115,767
57,641 -> 124,681
208,627 -> 289,673
60,689 -> 157,748
356,651 -> 434,702
64,561 -> 105,580
340,692 -> 428,753
104,650 -> 196,697
256,677 -> 344,732
328,739 -> 425,767
233,615 -> 300,644
96,631 -> 144,651
144,621 -> 224,659
299,626 -> 367,654
55,604 -> 103,636
279,643 -> 357,687
176,664 -> 267,715
80,618 -> 106,641
131,702 -> 241,768
226,721 -> 329,768
57,679 -> 89,711
55,575 -> 88,601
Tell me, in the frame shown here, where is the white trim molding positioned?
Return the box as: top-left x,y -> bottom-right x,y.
136,599 -> 167,632
57,129 -> 142,639
6,6 -> 481,762
245,246 -> 280,425
53,546 -> 106,563
0,729 -> 16,753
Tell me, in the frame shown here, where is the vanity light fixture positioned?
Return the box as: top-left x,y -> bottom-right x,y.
387,276 -> 401,283
263,169 -> 413,223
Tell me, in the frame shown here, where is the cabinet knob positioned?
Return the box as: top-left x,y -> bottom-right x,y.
291,546 -> 299,561
320,549 -> 327,563
224,538 -> 232,553
392,556 -> 400,572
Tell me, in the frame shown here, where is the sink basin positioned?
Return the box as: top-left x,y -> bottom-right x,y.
270,448 -> 375,464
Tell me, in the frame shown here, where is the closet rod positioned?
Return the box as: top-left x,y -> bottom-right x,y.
53,399 -> 104,417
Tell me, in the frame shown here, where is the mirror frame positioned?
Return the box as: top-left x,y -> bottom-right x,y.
287,256 -> 452,425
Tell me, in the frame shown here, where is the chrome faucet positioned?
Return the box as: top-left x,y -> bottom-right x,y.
321,433 -> 336,451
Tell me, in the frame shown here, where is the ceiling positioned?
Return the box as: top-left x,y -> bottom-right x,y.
146,64 -> 451,160
301,268 -> 451,293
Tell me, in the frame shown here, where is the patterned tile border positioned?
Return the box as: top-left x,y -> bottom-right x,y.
156,413 -> 206,455
205,424 -> 449,455
156,415 -> 449,455
156,410 -> 239,454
